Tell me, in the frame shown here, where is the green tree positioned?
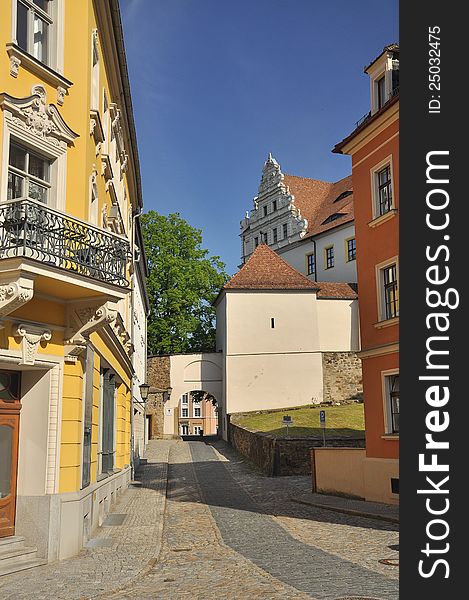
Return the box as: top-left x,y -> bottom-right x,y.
141,211 -> 229,355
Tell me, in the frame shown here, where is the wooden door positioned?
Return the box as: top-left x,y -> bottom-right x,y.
0,371 -> 21,538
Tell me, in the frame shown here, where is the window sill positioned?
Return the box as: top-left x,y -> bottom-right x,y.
368,208 -> 398,228
374,316 -> 399,329
381,434 -> 399,440
6,43 -> 73,101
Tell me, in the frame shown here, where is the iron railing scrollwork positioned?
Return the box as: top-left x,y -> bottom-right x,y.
0,199 -> 129,288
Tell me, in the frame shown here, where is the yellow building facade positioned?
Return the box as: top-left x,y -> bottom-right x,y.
0,0 -> 146,563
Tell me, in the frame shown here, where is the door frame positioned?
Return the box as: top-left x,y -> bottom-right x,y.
0,377 -> 21,538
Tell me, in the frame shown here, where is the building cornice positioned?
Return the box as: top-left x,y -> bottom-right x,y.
93,0 -> 143,212
333,97 -> 399,156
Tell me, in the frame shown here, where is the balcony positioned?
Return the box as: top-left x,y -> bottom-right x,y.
0,199 -> 130,291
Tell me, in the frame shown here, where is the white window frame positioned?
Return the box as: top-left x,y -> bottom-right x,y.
375,256 -> 399,322
7,140 -> 52,204
181,406 -> 189,418
193,425 -> 202,436
368,54 -> 394,115
381,369 -> 399,435
370,155 -> 395,220
11,0 -> 65,73
180,423 -> 189,436
193,404 -> 201,418
1,111 -> 66,211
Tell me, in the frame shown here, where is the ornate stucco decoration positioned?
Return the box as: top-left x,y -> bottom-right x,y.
0,87 -> 78,151
64,300 -> 118,356
109,103 -> 127,171
110,313 -> 132,355
16,323 -> 52,366
10,55 -> 21,78
90,108 -> 104,154
57,86 -> 67,106
240,154 -> 308,259
0,275 -> 35,324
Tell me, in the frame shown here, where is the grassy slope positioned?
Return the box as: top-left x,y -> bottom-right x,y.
232,403 -> 365,438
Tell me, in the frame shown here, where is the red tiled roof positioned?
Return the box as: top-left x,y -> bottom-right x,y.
224,244 -> 318,290
316,282 -> 358,300
223,245 -> 358,300
283,174 -> 354,238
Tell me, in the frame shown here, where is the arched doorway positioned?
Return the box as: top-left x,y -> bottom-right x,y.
178,390 -> 218,438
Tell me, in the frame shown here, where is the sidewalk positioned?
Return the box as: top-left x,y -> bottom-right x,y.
291,492 -> 399,524
0,440 -> 172,600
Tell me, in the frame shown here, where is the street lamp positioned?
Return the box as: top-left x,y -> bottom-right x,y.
138,383 -> 151,449
139,383 -> 150,404
163,386 -> 172,403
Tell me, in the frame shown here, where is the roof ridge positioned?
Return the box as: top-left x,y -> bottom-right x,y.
224,243 -> 317,290
283,173 -> 334,185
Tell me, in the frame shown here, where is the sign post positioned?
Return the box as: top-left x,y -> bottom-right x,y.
319,410 -> 326,447
282,415 -> 293,437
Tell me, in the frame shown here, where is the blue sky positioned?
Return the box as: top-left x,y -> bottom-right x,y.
121,0 -> 398,275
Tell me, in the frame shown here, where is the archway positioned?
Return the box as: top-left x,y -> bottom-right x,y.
177,390 -> 219,439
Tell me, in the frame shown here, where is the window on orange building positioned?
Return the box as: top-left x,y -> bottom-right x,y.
377,75 -> 386,109
385,374 -> 399,433
377,165 -> 393,216
382,264 -> 399,319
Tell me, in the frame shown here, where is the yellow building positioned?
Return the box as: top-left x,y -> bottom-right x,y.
0,0 -> 147,565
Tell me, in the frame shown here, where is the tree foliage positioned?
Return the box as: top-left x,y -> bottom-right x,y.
141,211 -> 229,355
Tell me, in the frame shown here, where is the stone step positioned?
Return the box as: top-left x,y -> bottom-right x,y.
0,536 -> 26,552
0,557 -> 47,578
0,546 -> 38,568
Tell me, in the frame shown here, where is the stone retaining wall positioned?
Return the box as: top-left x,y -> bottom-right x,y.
322,352 -> 363,403
228,422 -> 365,476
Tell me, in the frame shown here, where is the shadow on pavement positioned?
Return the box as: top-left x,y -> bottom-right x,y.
136,438 -> 398,533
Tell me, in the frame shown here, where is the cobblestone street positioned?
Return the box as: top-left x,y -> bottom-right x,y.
0,440 -> 398,599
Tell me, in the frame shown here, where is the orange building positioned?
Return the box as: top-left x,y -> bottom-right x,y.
333,44 -> 399,503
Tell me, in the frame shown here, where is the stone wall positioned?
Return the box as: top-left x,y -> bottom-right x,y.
228,422 -> 365,476
146,355 -> 171,439
322,352 -> 363,403
147,355 -> 171,389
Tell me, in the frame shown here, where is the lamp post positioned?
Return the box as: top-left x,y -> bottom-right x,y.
139,383 -> 150,446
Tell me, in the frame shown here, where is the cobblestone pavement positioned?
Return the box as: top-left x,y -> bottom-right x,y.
210,440 -> 399,581
0,441 -> 171,600
0,439 -> 399,599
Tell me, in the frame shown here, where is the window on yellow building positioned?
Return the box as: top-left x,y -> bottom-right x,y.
16,0 -> 52,65
7,141 -> 51,204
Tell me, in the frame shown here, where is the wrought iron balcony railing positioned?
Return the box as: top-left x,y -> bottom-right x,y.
0,199 -> 129,288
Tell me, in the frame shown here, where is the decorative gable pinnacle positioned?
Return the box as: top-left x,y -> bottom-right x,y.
258,153 -> 284,196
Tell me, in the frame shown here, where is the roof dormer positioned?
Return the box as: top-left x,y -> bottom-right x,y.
365,43 -> 399,115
